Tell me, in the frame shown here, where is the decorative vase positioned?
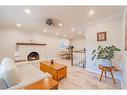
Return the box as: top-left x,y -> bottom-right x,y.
99,59 -> 112,67
50,59 -> 54,64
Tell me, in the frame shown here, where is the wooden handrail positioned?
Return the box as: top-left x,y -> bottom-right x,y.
73,49 -> 86,53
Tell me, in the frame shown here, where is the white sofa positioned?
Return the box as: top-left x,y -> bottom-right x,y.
0,58 -> 51,89
8,64 -> 51,89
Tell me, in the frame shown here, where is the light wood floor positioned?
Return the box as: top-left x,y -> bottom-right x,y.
56,59 -> 121,89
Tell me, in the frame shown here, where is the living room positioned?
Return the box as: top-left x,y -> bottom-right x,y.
0,6 -> 127,90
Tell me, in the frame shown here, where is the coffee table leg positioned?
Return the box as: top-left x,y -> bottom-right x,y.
100,69 -> 104,81
110,70 -> 116,84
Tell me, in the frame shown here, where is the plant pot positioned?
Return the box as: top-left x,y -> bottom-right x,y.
99,59 -> 112,67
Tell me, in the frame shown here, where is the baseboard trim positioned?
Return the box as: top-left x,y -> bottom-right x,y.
120,78 -> 125,89
85,68 -> 121,80
85,68 -> 124,89
85,68 -> 100,75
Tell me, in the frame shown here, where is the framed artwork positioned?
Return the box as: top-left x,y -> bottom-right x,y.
97,32 -> 106,41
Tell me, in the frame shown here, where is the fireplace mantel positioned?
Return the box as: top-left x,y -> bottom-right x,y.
16,42 -> 46,46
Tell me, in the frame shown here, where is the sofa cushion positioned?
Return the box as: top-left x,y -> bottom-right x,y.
0,77 -> 8,89
1,68 -> 22,87
0,57 -> 22,87
7,64 -> 51,89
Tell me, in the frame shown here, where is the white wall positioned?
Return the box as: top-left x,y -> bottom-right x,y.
84,16 -> 123,79
119,7 -> 127,89
119,51 -> 127,89
0,27 -> 69,61
71,38 -> 86,51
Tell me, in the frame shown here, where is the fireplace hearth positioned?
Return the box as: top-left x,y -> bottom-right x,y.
27,52 -> 39,61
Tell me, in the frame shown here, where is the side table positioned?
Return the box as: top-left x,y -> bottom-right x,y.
99,65 -> 119,84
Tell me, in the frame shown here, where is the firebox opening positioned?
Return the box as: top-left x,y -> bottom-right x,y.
27,52 -> 39,61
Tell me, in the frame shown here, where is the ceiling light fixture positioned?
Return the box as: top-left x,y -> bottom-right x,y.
71,28 -> 74,31
78,32 -> 82,34
56,32 -> 59,35
24,9 -> 31,14
16,24 -> 21,27
43,29 -> 47,33
58,23 -> 63,27
89,10 -> 94,15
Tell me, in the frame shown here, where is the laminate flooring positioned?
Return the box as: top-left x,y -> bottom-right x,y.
56,59 -> 121,89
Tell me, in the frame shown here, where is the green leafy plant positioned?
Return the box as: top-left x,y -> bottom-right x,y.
92,45 -> 120,61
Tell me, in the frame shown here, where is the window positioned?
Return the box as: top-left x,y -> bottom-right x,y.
59,39 -> 70,49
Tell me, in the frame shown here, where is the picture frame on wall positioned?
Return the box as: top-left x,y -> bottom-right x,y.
97,32 -> 106,41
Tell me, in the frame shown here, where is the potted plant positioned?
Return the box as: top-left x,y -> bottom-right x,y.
92,45 -> 120,67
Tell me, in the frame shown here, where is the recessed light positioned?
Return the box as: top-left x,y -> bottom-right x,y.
71,28 -> 74,31
24,9 -> 31,14
55,32 -> 59,35
16,24 -> 21,27
58,23 -> 63,27
78,32 -> 82,34
43,29 -> 47,33
89,10 -> 94,15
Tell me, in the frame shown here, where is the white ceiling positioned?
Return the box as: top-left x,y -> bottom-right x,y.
0,6 -> 124,39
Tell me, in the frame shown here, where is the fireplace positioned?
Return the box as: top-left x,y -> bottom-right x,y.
27,52 -> 39,61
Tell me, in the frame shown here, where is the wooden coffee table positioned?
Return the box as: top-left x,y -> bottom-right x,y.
40,61 -> 67,81
24,78 -> 58,90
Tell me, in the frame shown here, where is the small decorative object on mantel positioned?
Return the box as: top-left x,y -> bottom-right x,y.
50,59 -> 54,64
97,32 -> 106,41
30,40 -> 33,43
